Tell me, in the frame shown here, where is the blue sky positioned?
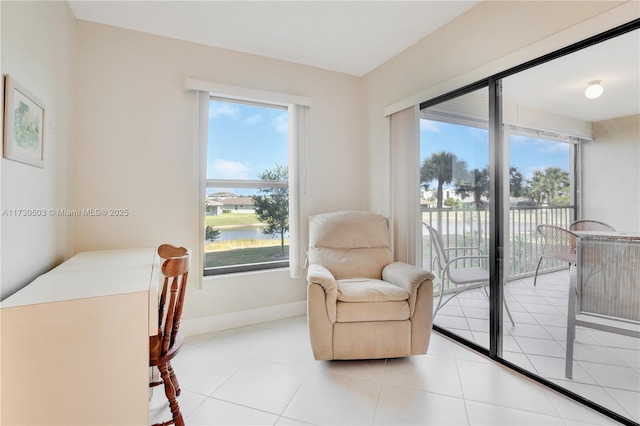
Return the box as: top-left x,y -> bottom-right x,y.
207,100 -> 570,194
208,100 -> 288,182
419,120 -> 570,187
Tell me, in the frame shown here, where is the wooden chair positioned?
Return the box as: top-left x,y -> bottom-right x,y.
150,244 -> 191,426
569,220 -> 616,232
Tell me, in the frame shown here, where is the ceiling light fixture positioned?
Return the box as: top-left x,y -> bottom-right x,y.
585,80 -> 604,99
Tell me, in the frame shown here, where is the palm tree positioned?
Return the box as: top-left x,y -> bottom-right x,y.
454,167 -> 489,207
527,167 -> 570,205
421,151 -> 468,208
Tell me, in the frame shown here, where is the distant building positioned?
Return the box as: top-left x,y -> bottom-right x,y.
206,194 -> 255,215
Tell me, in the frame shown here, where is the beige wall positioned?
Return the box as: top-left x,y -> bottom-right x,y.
1,0 -> 636,321
362,1 -> 627,216
582,115 -> 640,231
0,1 -> 76,299
73,21 -> 366,319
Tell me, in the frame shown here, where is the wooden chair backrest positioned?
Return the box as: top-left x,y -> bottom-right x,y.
157,245 -> 191,356
158,243 -> 189,259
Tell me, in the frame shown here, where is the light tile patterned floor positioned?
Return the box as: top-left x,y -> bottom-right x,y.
435,270 -> 639,424
150,307 -> 626,425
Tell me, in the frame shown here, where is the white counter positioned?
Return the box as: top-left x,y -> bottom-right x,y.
1,248 -> 159,307
0,248 -> 160,425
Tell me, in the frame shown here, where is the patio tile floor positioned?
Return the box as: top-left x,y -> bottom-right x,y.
434,270 -> 640,423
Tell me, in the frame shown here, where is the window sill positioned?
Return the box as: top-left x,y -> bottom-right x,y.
203,267 -> 290,283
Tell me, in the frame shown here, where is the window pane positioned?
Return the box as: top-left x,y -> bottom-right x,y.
507,134 -> 573,276
207,100 -> 288,181
205,188 -> 289,272
206,99 -> 289,274
420,87 -> 491,350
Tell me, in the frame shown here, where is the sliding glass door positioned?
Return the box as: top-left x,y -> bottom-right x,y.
419,22 -> 639,425
500,28 -> 639,424
420,86 -> 494,351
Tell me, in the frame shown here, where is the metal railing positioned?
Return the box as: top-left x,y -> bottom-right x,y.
422,205 -> 575,282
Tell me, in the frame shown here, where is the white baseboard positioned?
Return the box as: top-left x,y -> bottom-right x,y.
181,301 -> 307,336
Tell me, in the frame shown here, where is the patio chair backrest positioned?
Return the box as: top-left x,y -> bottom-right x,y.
569,220 -> 616,232
425,224 -> 449,271
536,224 -> 578,264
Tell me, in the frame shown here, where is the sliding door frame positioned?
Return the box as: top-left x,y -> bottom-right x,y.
421,18 -> 640,426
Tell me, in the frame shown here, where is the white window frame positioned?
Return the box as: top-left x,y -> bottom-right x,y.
205,98 -> 289,275
185,79 -> 311,285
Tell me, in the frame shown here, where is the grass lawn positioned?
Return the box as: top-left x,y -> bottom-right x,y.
205,212 -> 261,227
204,212 -> 289,267
205,245 -> 289,267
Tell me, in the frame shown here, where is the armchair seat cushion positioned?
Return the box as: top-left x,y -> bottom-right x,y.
337,278 -> 409,302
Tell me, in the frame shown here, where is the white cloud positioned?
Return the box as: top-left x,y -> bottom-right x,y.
209,103 -> 239,119
512,135 -> 570,154
468,127 -> 488,142
271,113 -> 288,134
537,141 -> 570,154
420,119 -> 440,132
212,159 -> 250,179
243,113 -> 263,125
510,134 -> 529,145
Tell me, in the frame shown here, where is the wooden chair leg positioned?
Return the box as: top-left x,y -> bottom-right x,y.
168,363 -> 181,397
156,363 -> 184,426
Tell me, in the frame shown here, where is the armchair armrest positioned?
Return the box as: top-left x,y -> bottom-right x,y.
383,262 -> 435,315
308,264 -> 337,293
307,263 -> 337,323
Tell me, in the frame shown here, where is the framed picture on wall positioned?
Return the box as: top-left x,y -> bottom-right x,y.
3,74 -> 45,168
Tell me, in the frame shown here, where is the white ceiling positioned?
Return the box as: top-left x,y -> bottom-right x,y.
67,0 -> 479,77
68,1 -> 638,123
503,29 -> 640,123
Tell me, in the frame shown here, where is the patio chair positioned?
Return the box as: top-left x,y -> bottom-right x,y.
533,224 -> 577,286
569,220 -> 616,232
565,236 -> 640,378
426,224 -> 514,325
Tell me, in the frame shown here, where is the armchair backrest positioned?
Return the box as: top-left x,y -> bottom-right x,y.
308,211 -> 393,279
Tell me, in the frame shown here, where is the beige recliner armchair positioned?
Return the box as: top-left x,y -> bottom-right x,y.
307,210 -> 435,360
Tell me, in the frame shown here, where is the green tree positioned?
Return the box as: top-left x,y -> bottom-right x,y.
454,167 -> 489,207
509,167 -> 527,197
421,151 -> 468,209
451,165 -> 529,205
443,197 -> 461,208
205,225 -> 221,242
527,167 -> 570,206
251,164 -> 289,256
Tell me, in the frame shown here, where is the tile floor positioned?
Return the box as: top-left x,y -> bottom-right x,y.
149,298 -> 628,425
435,270 -> 639,424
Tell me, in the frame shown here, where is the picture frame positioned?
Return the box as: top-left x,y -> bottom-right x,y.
3,74 -> 45,168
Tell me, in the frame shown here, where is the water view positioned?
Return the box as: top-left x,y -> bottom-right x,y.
215,225 -> 281,241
